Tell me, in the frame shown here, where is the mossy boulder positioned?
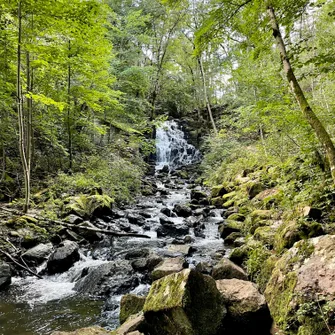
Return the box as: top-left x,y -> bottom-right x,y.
229,245 -> 249,266
274,220 -> 324,252
265,235 -> 335,334
246,182 -> 266,199
211,185 -> 228,198
254,226 -> 276,247
143,269 -> 226,335
218,220 -> 242,239
224,232 -> 244,246
120,294 -> 146,324
216,279 -> 272,333
226,213 -> 245,222
212,258 -> 247,281
211,196 -> 224,208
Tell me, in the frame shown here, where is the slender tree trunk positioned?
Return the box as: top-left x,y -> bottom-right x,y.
17,1 -> 30,213
197,55 -> 217,134
67,41 -> 72,172
267,6 -> 335,184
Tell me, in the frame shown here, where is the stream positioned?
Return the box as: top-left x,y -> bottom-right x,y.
0,121 -> 227,335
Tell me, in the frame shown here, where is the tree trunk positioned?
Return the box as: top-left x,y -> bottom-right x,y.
197,55 -> 218,134
267,6 -> 335,184
17,1 -> 30,213
67,41 -> 72,172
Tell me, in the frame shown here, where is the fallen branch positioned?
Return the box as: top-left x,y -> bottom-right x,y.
63,222 -> 151,239
0,206 -> 151,239
0,248 -> 43,279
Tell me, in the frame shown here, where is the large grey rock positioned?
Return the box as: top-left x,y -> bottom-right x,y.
47,240 -> 80,274
74,260 -> 137,296
143,269 -> 226,335
0,262 -> 11,290
22,242 -> 53,265
212,258 -> 247,281
216,279 -> 271,333
173,204 -> 192,218
151,257 -> 187,281
156,221 -> 189,238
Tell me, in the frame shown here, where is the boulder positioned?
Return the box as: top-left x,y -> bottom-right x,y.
47,240 -> 80,274
51,327 -> 110,335
156,223 -> 189,238
74,260 -> 136,296
143,269 -> 226,335
0,262 -> 11,290
247,182 -> 265,199
212,258 -> 248,281
125,249 -> 150,260
211,185 -> 228,198
216,279 -> 272,333
131,254 -> 163,273
67,214 -> 83,225
22,242 -> 53,265
120,294 -> 146,324
151,257 -> 187,281
224,232 -> 243,246
114,313 -> 145,335
167,244 -> 192,256
302,206 -> 322,220
190,189 -> 207,201
195,262 -> 212,275
218,221 -> 241,239
127,213 -> 145,226
265,235 -> 335,334
160,207 -> 172,217
173,204 -> 192,218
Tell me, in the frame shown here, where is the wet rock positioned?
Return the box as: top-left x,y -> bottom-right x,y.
22,242 -> 53,265
143,269 -> 226,335
217,279 -> 271,333
138,211 -> 152,219
183,235 -> 194,244
184,216 -> 199,227
111,209 -> 126,218
125,249 -> 150,260
160,207 -> 171,217
212,258 -> 248,281
119,219 -> 131,232
173,204 -> 192,217
47,240 -> 80,274
156,223 -> 189,238
127,213 -> 145,226
51,327 -> 110,335
159,215 -> 174,226
77,221 -> 102,242
190,189 -> 207,201
151,257 -> 187,281
161,165 -> 169,173
74,260 -> 137,296
0,262 -> 11,290
120,294 -> 146,324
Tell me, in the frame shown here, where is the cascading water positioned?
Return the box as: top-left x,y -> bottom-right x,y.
156,120 -> 201,170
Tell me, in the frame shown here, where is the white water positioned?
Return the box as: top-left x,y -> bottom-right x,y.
156,120 -> 201,170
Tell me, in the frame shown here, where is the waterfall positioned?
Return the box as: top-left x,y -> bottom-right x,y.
156,120 -> 201,170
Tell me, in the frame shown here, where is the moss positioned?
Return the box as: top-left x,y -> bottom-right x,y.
120,294 -> 145,324
226,213 -> 245,222
211,196 -> 224,207
254,226 -> 276,247
265,270 -> 298,329
257,255 -> 278,292
229,245 -> 249,266
245,243 -> 271,282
